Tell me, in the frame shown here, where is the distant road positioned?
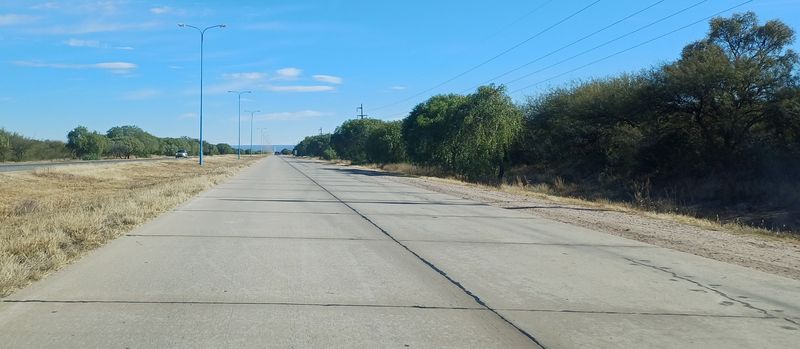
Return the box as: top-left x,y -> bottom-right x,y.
1,156 -> 798,348
0,157 -> 178,173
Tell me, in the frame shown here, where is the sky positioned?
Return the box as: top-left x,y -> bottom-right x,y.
1,0 -> 798,145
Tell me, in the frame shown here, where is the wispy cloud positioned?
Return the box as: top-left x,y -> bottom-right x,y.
266,85 -> 334,93
65,38 -> 134,50
390,86 -> 407,90
256,110 -> 332,121
223,72 -> 267,81
0,14 -> 39,26
208,69 -> 337,94
273,67 -> 302,81
149,6 -> 172,15
122,89 -> 159,100
14,60 -> 137,74
178,112 -> 197,120
32,21 -> 160,35
65,38 -> 100,47
30,3 -> 61,10
313,75 -> 343,84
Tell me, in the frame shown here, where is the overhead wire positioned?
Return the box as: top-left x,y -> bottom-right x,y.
509,0 -> 754,95
372,0 -> 603,112
459,0 -> 666,94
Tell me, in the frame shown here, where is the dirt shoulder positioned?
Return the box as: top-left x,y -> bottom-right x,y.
339,163 -> 800,281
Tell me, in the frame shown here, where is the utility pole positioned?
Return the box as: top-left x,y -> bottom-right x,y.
319,128 -> 323,135
356,104 -> 368,119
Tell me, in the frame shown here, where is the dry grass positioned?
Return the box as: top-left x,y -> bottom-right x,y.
0,155 -> 262,297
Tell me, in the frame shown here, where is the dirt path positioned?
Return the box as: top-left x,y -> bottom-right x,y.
385,174 -> 800,281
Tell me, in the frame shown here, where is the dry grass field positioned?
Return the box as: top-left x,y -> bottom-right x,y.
0,156 -> 262,297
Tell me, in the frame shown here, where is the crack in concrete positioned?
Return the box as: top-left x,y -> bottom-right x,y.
626,258 -> 800,326
400,239 -> 657,248
0,299 -> 483,310
126,234 -> 384,241
499,308 -> 777,319
282,158 -> 547,349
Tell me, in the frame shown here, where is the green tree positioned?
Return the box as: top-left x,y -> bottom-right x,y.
659,12 -> 798,173
216,143 -> 235,155
366,120 -> 407,164
402,94 -> 467,166
331,118 -> 385,163
67,126 -> 108,160
451,85 -> 523,181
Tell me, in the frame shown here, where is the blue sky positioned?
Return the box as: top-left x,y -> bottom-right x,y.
1,0 -> 798,145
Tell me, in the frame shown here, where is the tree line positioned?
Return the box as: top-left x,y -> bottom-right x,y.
296,13 -> 800,229
0,125 -> 240,162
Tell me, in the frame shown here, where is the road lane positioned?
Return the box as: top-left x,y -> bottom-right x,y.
284,157 -> 800,348
0,156 -> 536,348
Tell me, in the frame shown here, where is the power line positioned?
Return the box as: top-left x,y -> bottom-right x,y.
505,0 -> 709,87
460,0 -> 665,93
372,0 -> 603,112
510,0 -> 754,95
480,0 -> 556,42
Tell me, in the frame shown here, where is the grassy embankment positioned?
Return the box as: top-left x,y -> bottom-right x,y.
0,155 -> 262,297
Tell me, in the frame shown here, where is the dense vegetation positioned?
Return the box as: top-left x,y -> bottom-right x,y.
1,125 -> 240,162
295,13 -> 800,231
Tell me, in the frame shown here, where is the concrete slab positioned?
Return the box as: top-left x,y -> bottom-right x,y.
370,214 -> 652,246
179,197 -> 354,214
402,241 -> 764,317
137,210 -> 385,239
7,236 -> 478,309
501,310 -> 799,349
0,303 -> 535,349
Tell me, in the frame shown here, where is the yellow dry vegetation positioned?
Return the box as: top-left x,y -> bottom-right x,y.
0,156 -> 261,297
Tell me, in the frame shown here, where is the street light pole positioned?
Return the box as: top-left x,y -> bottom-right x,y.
228,90 -> 251,159
245,110 -> 260,156
257,128 -> 267,154
178,23 -> 226,166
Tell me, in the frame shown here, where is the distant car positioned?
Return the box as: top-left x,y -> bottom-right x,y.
274,151 -> 281,155
175,149 -> 188,158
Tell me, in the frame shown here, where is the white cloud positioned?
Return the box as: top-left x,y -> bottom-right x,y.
313,75 -> 343,84
122,89 -> 159,100
273,67 -> 302,81
390,86 -> 407,90
266,85 -> 334,93
256,110 -> 332,121
31,3 -> 61,10
223,72 -> 267,81
150,6 -> 172,14
65,38 -> 101,48
178,112 -> 197,120
64,38 -> 134,50
14,60 -> 137,73
33,21 -> 159,35
0,14 -> 38,26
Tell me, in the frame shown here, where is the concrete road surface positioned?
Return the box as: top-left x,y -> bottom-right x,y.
1,156 -> 799,348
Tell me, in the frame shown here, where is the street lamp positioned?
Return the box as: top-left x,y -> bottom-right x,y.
245,110 -> 260,156
178,23 -> 226,166
228,90 -> 251,159
257,128 -> 267,154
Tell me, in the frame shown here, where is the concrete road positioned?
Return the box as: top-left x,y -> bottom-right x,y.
1,156 -> 799,348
